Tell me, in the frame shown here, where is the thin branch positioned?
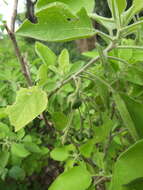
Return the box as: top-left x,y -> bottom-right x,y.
5,24 -> 33,86
10,0 -> 18,32
48,42 -> 116,99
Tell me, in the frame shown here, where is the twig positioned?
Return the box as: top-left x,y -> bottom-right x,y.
10,0 -> 18,32
5,24 -> 33,86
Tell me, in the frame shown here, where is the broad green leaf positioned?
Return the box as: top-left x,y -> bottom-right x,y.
49,166 -> 92,190
16,3 -> 95,42
110,140 -> 143,190
113,93 -> 139,140
9,166 -> 25,180
50,147 -> 69,161
6,86 -> 48,131
121,94 -> 143,138
80,139 -> 95,158
58,49 -> 70,75
0,151 -> 9,168
35,42 -> 57,66
11,143 -> 30,158
36,0 -> 95,14
52,112 -> 68,131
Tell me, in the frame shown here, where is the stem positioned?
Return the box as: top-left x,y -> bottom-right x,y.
5,25 -> 33,86
10,0 -> 18,32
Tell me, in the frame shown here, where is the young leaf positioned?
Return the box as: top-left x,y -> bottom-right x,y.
49,166 -> 92,190
110,139 -> 143,190
58,49 -> 70,75
35,42 -> 57,66
6,86 -> 48,131
11,143 -> 30,158
36,0 -> 95,14
16,3 -> 95,42
37,64 -> 48,86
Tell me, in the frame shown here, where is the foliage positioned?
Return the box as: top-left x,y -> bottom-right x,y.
1,0 -> 143,190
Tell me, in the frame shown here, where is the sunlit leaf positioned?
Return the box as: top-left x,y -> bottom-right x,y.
7,86 -> 48,131
16,3 -> 95,42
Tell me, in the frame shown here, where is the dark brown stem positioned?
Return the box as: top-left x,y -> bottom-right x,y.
5,25 -> 33,86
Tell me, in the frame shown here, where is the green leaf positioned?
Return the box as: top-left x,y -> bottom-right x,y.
9,166 -> 25,180
0,122 -> 10,139
16,3 -> 95,42
6,86 -> 48,131
110,140 -> 143,190
52,112 -> 68,131
0,108 -> 7,119
113,93 -> 139,140
122,0 -> 143,25
133,0 -> 143,15
35,42 -> 57,66
124,66 -> 143,86
36,0 -> 95,14
80,139 -> 95,158
94,115 -> 114,142
108,0 -> 127,15
24,142 -> 41,153
49,166 -> 92,190
11,143 -> 30,158
107,0 -> 126,27
120,94 -> 143,139
123,178 -> 143,190
58,49 -> 70,75
50,147 -> 69,161
0,151 -> 9,168
37,64 -> 48,86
